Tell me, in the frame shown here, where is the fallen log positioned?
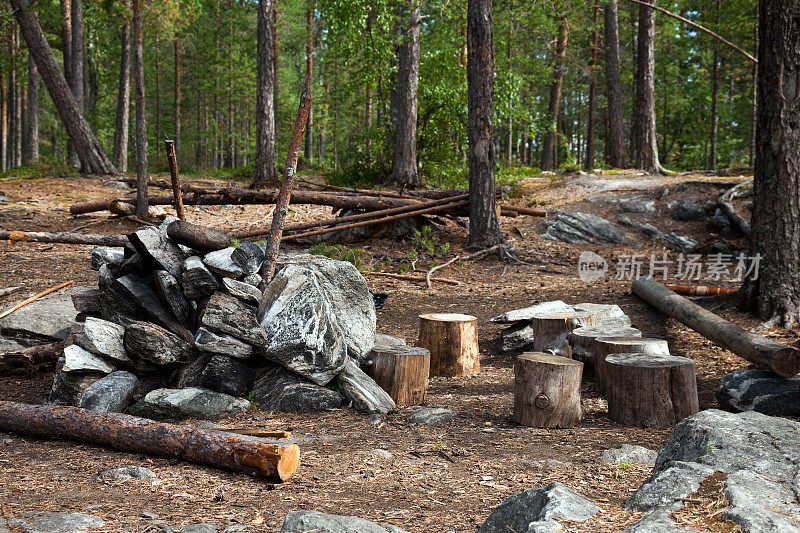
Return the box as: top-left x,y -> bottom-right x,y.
718,200 -> 751,236
500,205 -> 548,217
167,219 -> 231,252
0,230 -> 128,247
665,284 -> 738,296
0,401 -> 301,482
165,140 -> 186,221
0,340 -> 66,374
632,277 -> 800,377
0,281 -> 75,319
282,199 -> 470,241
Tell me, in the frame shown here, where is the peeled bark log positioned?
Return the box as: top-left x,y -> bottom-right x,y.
606,352 -> 698,427
0,341 -> 65,374
167,220 -> 230,253
0,401 -> 300,481
417,313 -> 479,377
369,345 -> 430,406
633,277 -> 800,377
0,230 -> 127,246
513,352 -> 582,428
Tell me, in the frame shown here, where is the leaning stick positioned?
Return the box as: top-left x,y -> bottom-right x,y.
0,280 -> 75,319
0,401 -> 300,482
364,271 -> 461,286
624,0 -> 757,63
282,199 -> 470,242
632,277 -> 800,377
426,256 -> 460,288
165,140 -> 186,221
260,73 -> 313,286
221,428 -> 292,439
0,230 -> 128,247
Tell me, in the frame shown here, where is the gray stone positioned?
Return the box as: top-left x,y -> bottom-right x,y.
258,258 -> 376,384
336,358 -> 395,414
222,277 -> 262,305
113,274 -> 193,342
173,353 -> 211,389
181,524 -> 220,533
478,482 -> 601,533
49,357 -> 103,406
251,366 -> 344,412
242,273 -> 262,287
618,195 -> 656,214
96,465 -> 155,482
408,407 -> 457,426
199,292 -> 267,348
0,512 -> 105,533
573,303 -> 631,326
153,270 -> 192,325
62,344 -> 115,374
672,201 -> 707,222
90,247 -> 125,271
280,510 -> 408,533
490,301 -> 573,324
370,448 -> 393,460
182,256 -> 219,299
373,333 -> 406,348
203,248 -> 244,278
231,242 -> 265,275
663,233 -> 698,252
599,444 -> 657,465
617,216 -> 698,252
124,321 -> 193,365
128,226 -> 185,278
127,387 -> 250,421
622,506 -> 695,533
200,355 -> 256,397
0,337 -> 29,353
194,327 -> 254,359
0,290 -> 77,341
542,211 -> 635,245
74,317 -> 129,363
79,371 -> 139,413
501,322 -> 535,352
716,369 -> 800,416
723,470 -> 800,531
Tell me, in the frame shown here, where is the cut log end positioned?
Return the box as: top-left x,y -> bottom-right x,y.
248,442 -> 301,482
417,313 -> 479,377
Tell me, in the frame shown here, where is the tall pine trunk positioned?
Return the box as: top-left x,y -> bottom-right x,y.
113,13 -> 131,174
61,0 -> 79,167
70,0 -> 85,115
604,0 -> 627,168
391,0 -> 421,186
253,0 -> 277,187
154,33 -> 161,162
12,0 -> 115,174
540,19 -> 568,171
633,1 -> 664,174
174,28 -> 181,164
749,9 -> 758,167
11,26 -> 22,168
585,0 -> 600,170
132,0 -> 148,215
26,51 -> 39,164
0,72 -> 6,172
303,1 -> 313,163
708,0 -> 720,172
467,0 -> 502,249
741,0 -> 800,327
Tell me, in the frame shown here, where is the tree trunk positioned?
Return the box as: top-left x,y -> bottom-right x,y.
417,313 -> 480,377
633,0 -> 663,173
113,13 -> 130,174
303,0 -> 313,162
174,20 -> 181,165
369,346 -> 430,407
25,51 -> 39,165
132,0 -> 148,216
253,0 -> 277,187
708,0 -> 720,172
11,27 -> 22,168
513,352 -> 582,429
604,0 -> 628,168
0,72 -> 6,172
749,10 -> 758,167
70,0 -> 85,117
11,0 -> 116,175
585,0 -> 600,170
742,0 -> 800,329
466,0 -> 503,249
540,19 -> 569,171
61,0 -> 78,167
391,0 -> 421,186
155,33 -> 161,162
273,0 -> 280,142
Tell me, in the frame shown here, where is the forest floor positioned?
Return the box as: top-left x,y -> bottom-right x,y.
0,168 -> 780,532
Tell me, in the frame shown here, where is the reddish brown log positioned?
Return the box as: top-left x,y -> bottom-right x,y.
0,340 -> 65,374
166,220 -> 230,253
0,229 -> 128,246
0,401 -> 301,482
500,205 -> 548,217
665,284 -> 738,296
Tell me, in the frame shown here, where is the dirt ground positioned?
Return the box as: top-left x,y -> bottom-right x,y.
0,169 -> 783,532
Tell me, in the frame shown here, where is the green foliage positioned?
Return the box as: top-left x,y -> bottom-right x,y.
308,243 -> 368,272
0,161 -> 79,180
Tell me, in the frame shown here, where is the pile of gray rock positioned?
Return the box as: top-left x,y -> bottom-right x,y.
50,218 -> 397,420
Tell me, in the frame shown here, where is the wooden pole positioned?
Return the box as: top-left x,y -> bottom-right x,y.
0,280 -> 75,319
0,401 -> 300,482
632,277 -> 800,377
0,230 -> 127,246
260,74 -> 313,287
164,139 -> 186,221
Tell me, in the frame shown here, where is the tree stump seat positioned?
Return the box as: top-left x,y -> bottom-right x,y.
513,352 -> 583,428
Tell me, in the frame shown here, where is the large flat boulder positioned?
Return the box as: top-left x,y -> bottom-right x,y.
716,369 -> 800,416
127,387 -> 250,421
79,371 -> 139,413
281,510 -> 408,533
258,257 -> 375,384
0,290 -> 77,341
542,211 -> 635,245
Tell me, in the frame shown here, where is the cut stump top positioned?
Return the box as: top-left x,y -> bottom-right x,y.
605,352 -> 694,368
419,313 -> 477,322
519,351 -> 583,367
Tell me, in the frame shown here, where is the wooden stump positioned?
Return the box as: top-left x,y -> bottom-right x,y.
417,313 -> 479,377
606,353 -> 699,427
593,336 -> 669,394
370,345 -> 430,406
568,325 -> 642,378
529,311 -> 597,355
513,352 -> 583,428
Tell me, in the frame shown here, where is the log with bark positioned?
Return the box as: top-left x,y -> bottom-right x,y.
593,336 -> 670,393
513,352 -> 583,428
166,220 -> 230,253
369,345 -> 430,406
632,276 -> 800,377
0,341 -> 66,374
0,401 -> 300,481
0,230 -> 128,247
417,313 -> 480,377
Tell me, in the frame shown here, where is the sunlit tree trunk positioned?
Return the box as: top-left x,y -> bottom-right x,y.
26,51 -> 39,164
585,0 -> 600,170
391,0 -> 421,185
174,10 -> 181,165
303,0 -> 314,163
541,19 -> 568,171
113,11 -> 131,173
633,1 -> 664,174
132,0 -> 148,216
253,0 -> 277,186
